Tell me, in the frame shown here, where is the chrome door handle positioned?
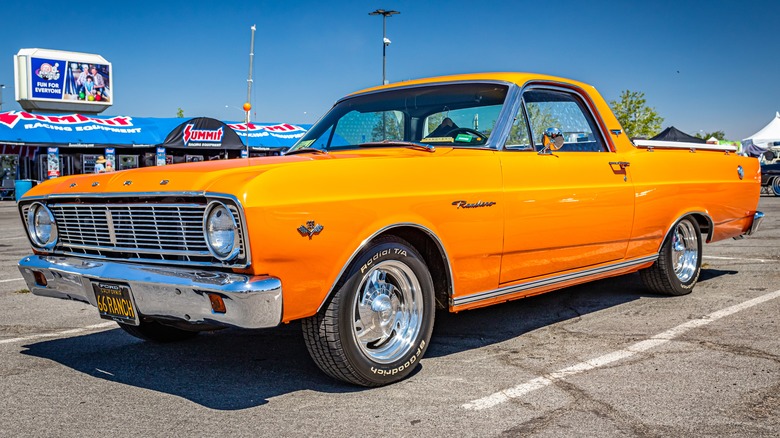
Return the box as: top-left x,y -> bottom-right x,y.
609,161 -> 630,169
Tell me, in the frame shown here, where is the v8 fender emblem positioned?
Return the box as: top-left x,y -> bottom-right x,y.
298,221 -> 324,239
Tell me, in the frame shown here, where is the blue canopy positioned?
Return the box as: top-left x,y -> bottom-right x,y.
0,111 -> 308,148
226,122 -> 312,150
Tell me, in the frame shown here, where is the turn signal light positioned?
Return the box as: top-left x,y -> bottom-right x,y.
207,293 -> 226,314
33,271 -> 47,286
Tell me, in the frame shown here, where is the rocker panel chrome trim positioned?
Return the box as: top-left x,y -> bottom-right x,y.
453,255 -> 658,307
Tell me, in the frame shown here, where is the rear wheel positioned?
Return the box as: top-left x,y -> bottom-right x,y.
302,236 -> 435,386
640,217 -> 702,296
118,319 -> 199,343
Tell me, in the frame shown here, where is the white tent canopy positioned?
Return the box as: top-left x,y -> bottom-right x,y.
744,112 -> 780,147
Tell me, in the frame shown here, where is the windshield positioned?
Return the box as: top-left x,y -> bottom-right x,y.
288,83 -> 509,153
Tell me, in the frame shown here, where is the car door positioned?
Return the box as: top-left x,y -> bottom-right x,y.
498,87 -> 635,284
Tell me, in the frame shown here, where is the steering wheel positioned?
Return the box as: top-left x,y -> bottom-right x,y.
445,128 -> 487,145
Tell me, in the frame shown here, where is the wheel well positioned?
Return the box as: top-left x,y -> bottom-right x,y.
688,213 -> 713,243
382,226 -> 452,310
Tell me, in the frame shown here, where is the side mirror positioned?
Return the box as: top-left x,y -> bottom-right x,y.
540,127 -> 564,153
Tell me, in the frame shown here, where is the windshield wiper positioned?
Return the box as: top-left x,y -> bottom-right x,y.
358,140 -> 435,152
283,147 -> 328,156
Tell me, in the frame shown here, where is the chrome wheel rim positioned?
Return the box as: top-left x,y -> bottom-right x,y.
672,221 -> 698,283
351,260 -> 423,364
772,178 -> 780,196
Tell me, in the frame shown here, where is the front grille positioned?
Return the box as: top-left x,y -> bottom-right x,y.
22,197 -> 248,268
52,203 -> 210,255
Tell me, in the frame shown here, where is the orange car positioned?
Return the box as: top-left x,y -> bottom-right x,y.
17,72 -> 763,386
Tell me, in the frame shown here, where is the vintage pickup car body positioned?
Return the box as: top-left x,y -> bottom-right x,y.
18,72 -> 763,386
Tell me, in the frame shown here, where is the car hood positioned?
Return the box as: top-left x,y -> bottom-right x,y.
21,148 -> 456,202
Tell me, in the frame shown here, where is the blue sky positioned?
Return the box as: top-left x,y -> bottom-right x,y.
1,0 -> 777,140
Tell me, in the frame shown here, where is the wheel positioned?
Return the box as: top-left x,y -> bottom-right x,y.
302,236 -> 435,386
771,177 -> 780,197
118,319 -> 199,343
640,217 -> 702,296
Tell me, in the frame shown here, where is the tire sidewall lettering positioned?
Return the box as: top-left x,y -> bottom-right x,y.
369,339 -> 426,376
360,247 -> 408,274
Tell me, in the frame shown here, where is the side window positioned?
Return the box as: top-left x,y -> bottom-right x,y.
523,89 -> 606,152
505,105 -> 532,150
332,110 -> 405,147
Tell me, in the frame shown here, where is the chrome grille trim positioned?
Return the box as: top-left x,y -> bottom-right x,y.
50,203 -> 211,256
18,193 -> 250,269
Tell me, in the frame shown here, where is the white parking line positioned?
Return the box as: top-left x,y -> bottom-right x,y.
703,255 -> 776,263
0,322 -> 116,346
462,288 -> 780,411
0,236 -> 26,242
0,277 -> 25,284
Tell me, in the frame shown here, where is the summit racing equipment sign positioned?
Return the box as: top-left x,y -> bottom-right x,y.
0,111 -> 182,146
0,111 -> 132,130
182,124 -> 224,146
161,117 -> 246,150
227,123 -> 307,140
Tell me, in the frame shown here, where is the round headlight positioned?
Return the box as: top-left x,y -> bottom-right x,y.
204,202 -> 239,261
27,203 -> 58,249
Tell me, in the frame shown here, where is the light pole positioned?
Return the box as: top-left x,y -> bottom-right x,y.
245,24 -> 256,158
369,9 -> 399,85
0,84 -> 5,112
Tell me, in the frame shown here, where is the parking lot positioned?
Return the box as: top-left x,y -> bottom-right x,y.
1,196 -> 778,437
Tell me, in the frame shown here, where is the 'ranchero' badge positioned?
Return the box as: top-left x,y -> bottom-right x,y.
298,221 -> 324,239
452,200 -> 496,209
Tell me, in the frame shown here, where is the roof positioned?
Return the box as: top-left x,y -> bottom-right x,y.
350,72 -> 598,97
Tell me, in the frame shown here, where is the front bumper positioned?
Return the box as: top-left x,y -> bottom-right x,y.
18,255 -> 282,329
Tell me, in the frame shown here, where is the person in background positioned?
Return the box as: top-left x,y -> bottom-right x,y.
75,64 -> 89,98
94,155 -> 106,173
104,160 -> 114,172
84,76 -> 95,98
90,66 -> 106,99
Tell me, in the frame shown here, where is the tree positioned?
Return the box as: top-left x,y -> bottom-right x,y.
427,113 -> 445,134
694,130 -> 726,141
371,111 -> 402,141
609,90 -> 663,138
176,107 -> 184,118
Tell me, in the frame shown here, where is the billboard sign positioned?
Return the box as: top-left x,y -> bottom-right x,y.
15,48 -> 112,114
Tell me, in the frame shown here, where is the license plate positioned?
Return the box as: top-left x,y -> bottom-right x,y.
92,282 -> 139,326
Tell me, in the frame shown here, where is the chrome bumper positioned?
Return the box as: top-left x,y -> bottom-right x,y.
18,255 -> 282,329
746,211 -> 765,236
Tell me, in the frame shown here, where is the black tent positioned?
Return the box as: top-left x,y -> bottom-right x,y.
650,126 -> 705,143
162,117 -> 245,150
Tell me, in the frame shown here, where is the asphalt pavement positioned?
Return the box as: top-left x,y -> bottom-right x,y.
1,197 -> 778,437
